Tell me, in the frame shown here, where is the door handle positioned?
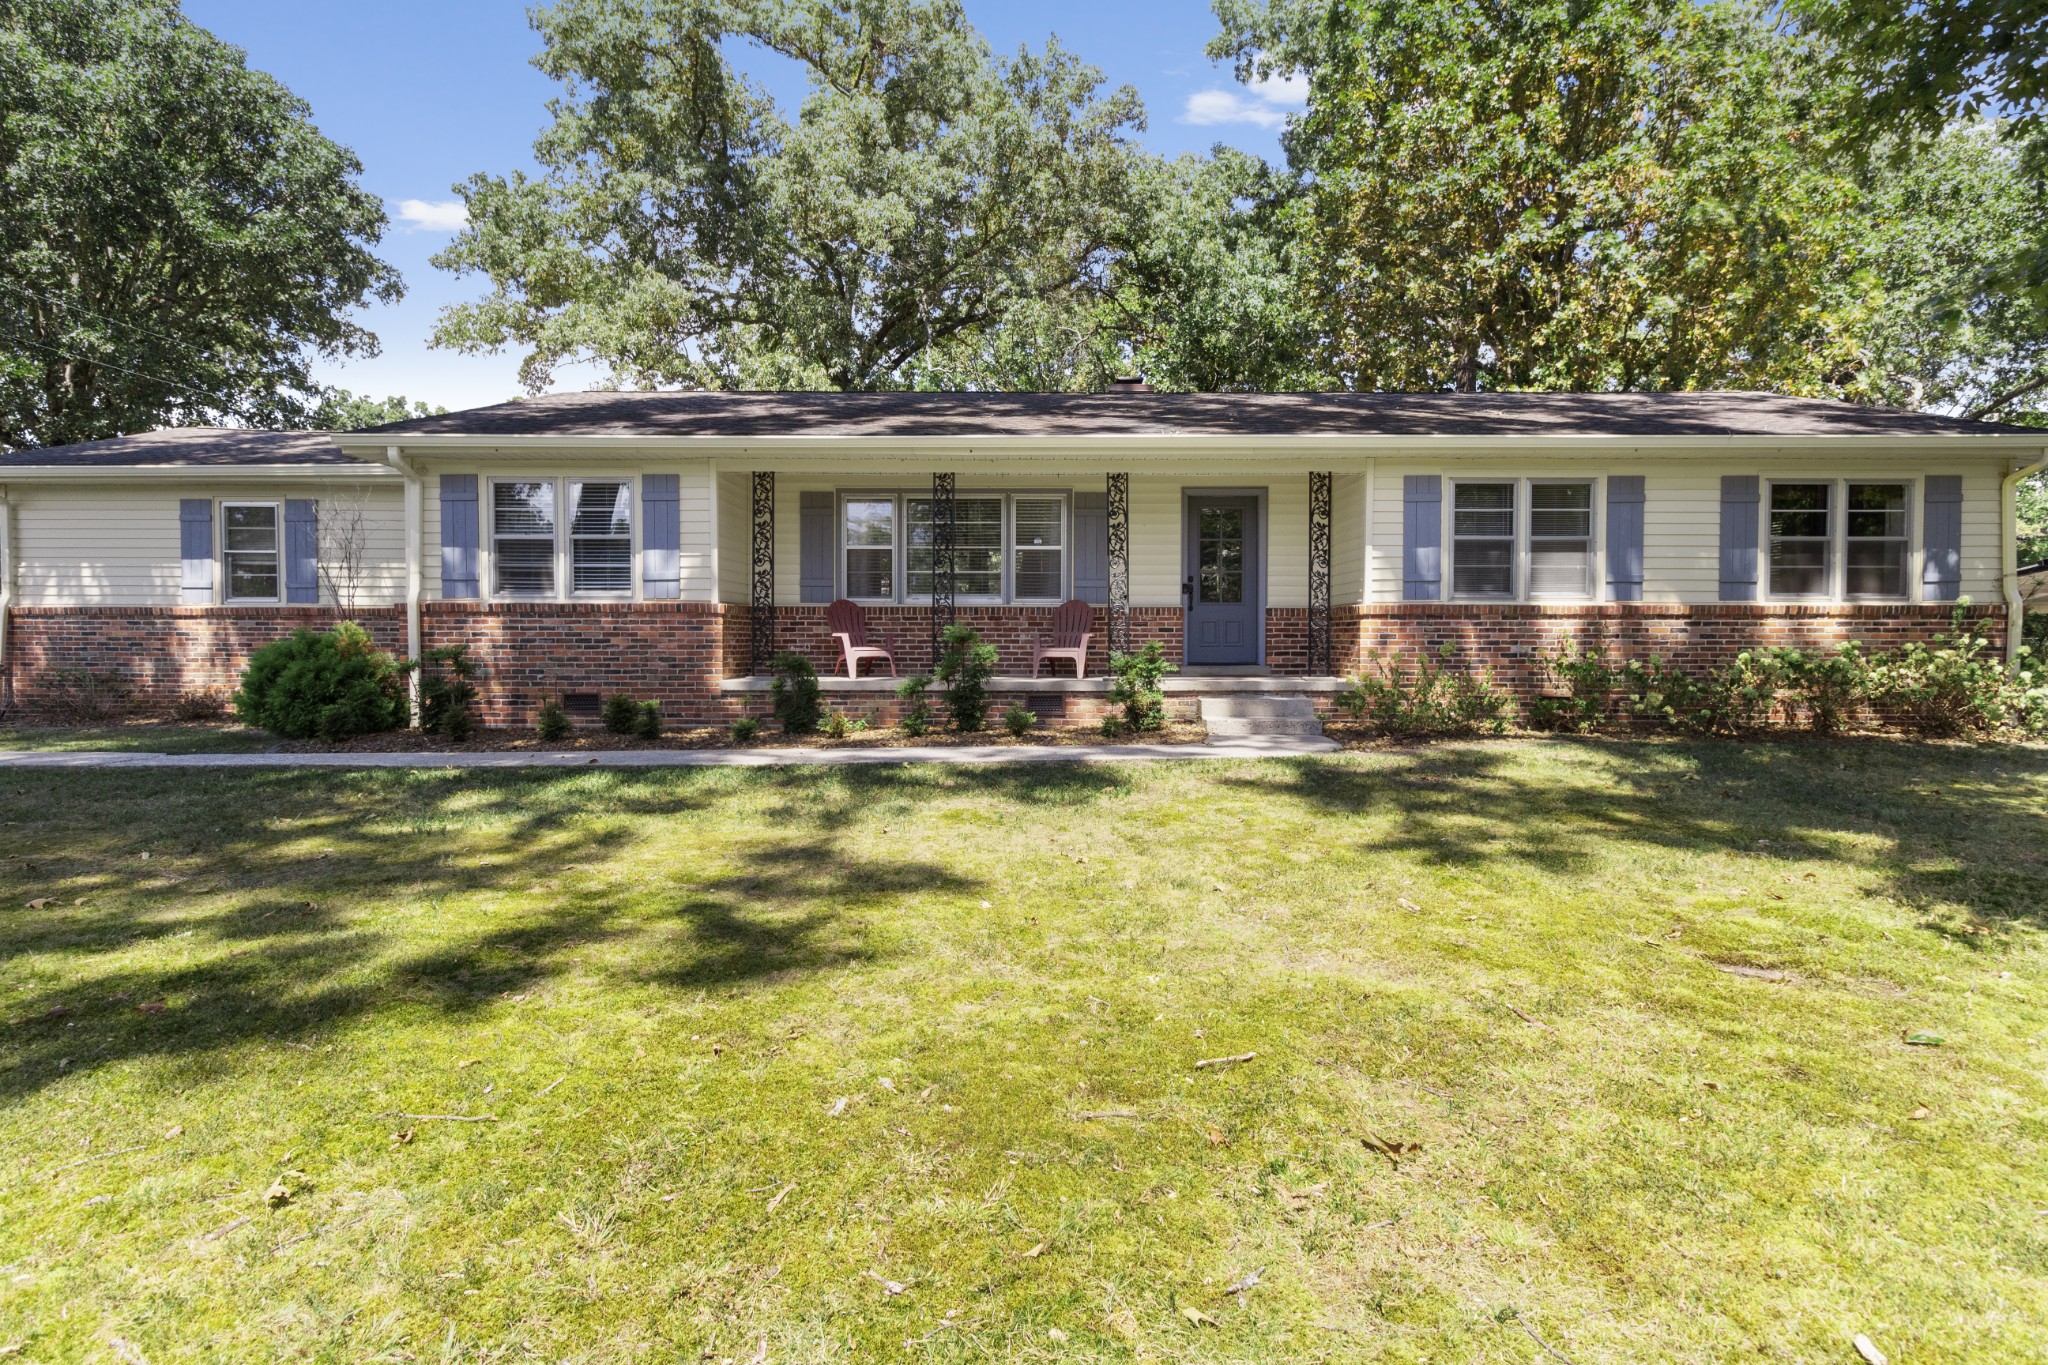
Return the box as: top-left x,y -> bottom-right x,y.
1183,578 -> 1193,605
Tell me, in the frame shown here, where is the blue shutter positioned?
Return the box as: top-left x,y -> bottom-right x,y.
179,499 -> 214,604
1719,475 -> 1760,601
1922,475 -> 1962,602
440,474 -> 479,599
1402,475 -> 1442,601
1072,491 -> 1108,604
284,499 -> 319,603
641,474 -> 680,599
799,491 -> 833,603
1605,476 -> 1645,602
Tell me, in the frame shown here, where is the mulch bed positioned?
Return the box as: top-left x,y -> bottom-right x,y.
272,718 -> 1212,753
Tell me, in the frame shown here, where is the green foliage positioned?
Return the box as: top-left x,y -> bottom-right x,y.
432,0 -> 1148,393
1866,607 -> 2024,736
1002,702 -> 1038,738
1622,652 -> 1788,737
308,390 -> 448,431
0,0 -> 400,451
1529,639 -> 1621,733
729,716 -> 761,744
2025,611 -> 2048,656
633,700 -> 663,742
1775,642 -> 1871,733
895,672 -> 935,737
769,653 -> 823,735
822,711 -> 870,741
535,699 -> 572,742
1338,645 -> 1512,738
601,693 -> 639,736
1098,714 -> 1127,739
417,645 -> 476,742
233,622 -> 405,742
935,625 -> 998,731
1106,642 -> 1177,733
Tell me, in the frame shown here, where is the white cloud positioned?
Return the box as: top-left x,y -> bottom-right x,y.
396,199 -> 470,233
1181,71 -> 1307,129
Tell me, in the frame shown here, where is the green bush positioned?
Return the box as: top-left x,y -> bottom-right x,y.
1107,641 -> 1176,732
822,710 -> 869,740
730,716 -> 761,743
634,699 -> 663,741
1776,642 -> 1870,733
895,672 -> 934,737
419,645 -> 477,741
1003,701 -> 1037,737
769,653 -> 823,734
536,699 -> 572,741
1529,638 -> 1620,732
935,624 -> 998,731
1338,645 -> 1512,738
234,622 -> 407,741
2024,611 -> 2047,656
1867,606 -> 2018,736
1098,714 -> 1127,739
602,693 -> 639,735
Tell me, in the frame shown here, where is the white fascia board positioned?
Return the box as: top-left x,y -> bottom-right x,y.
0,462 -> 401,481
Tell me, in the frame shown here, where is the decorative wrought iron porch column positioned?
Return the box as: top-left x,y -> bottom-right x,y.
750,471 -> 775,672
1309,471 -> 1333,674
929,472 -> 956,668
1106,472 -> 1131,657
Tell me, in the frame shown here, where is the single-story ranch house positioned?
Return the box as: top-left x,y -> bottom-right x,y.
1,388 -> 2043,726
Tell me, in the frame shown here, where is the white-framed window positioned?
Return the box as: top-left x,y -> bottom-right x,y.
1767,481 -> 1832,599
488,477 -> 636,600
1845,482 -> 1909,600
840,492 -> 1070,603
1528,481 -> 1595,597
221,502 -> 281,602
1452,481 -> 1517,598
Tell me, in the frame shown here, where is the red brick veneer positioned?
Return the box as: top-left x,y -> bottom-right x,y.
4,606 -> 405,712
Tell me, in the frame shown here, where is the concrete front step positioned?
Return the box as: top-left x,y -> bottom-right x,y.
1199,694 -> 1326,739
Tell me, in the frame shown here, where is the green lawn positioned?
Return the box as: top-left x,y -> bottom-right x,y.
0,722 -> 275,754
2,741 -> 2044,1363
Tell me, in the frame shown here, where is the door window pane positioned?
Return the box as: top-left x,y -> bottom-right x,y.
493,481 -> 557,596
1845,482 -> 1907,598
908,497 -> 1002,598
569,479 -> 632,594
222,504 -> 279,601
843,498 -> 895,599
1197,505 -> 1245,604
1453,483 -> 1515,596
1529,482 -> 1592,597
1012,497 -> 1064,601
1769,483 -> 1830,597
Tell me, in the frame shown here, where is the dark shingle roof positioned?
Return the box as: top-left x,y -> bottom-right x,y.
361,390 -> 2036,440
0,428 -> 356,468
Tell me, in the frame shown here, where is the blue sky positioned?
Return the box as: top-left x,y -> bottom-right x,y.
179,0 -> 1303,411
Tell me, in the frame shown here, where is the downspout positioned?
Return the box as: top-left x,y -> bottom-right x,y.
2003,455 -> 2048,661
384,445 -> 424,723
0,485 -> 13,713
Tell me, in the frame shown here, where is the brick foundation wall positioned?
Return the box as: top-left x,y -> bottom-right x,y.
1342,603 -> 2003,698
756,604 -> 1183,679
5,606 -> 405,714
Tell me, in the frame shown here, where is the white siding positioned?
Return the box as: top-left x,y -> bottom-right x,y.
1333,472 -> 1365,606
716,470 -> 750,602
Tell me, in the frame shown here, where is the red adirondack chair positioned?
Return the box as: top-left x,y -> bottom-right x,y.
1032,598 -> 1095,679
826,598 -> 896,678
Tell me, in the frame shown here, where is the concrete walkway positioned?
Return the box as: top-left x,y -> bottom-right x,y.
0,735 -> 1340,770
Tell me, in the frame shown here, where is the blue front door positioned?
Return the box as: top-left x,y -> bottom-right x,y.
1184,495 -> 1261,665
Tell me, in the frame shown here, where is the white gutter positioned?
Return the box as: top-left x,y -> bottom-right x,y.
384,445 -> 424,724
2003,455 -> 2048,661
0,463 -> 398,481
0,484 -> 12,712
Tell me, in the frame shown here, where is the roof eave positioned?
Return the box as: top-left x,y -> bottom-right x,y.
0,462 -> 400,481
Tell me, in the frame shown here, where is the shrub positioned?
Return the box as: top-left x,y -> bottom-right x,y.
1098,714 -> 1127,739
536,699 -> 572,741
2024,611 -> 2047,657
895,672 -> 934,737
1529,638 -> 1619,732
39,668 -> 131,725
1867,606 -> 2017,736
1623,656 -> 1727,735
634,699 -> 663,741
769,653 -> 823,734
935,624 -> 998,731
1003,702 -> 1037,737
419,645 -> 477,741
822,710 -> 869,740
602,693 -> 639,735
1338,645 -> 1513,738
1107,641 -> 1176,733
1777,642 -> 1869,734
234,622 -> 406,741
730,716 -> 761,744
169,689 -> 227,723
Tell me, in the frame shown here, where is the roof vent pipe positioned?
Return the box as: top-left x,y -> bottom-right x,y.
1110,376 -> 1153,393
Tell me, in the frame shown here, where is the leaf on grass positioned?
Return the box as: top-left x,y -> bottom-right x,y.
135,1001 -> 166,1014
765,1183 -> 795,1213
1853,1334 -> 1889,1365
1222,1267 -> 1263,1297
25,898 -> 53,910
1274,1182 -> 1328,1211
1904,1032 -> 1944,1047
1206,1128 -> 1228,1147
163,1124 -> 183,1140
1021,1241 -> 1046,1259
1907,1107 -> 1931,1121
867,1270 -> 907,1296
392,1129 -> 415,1145
264,1180 -> 293,1208
1181,1306 -> 1219,1328
456,1058 -> 481,1069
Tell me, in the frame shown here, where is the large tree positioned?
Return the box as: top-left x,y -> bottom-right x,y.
0,0 -> 400,452
432,0 -> 1149,392
1212,0 -> 1865,393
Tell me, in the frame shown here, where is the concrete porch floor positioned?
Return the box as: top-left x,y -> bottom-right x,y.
718,673 -> 1350,695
